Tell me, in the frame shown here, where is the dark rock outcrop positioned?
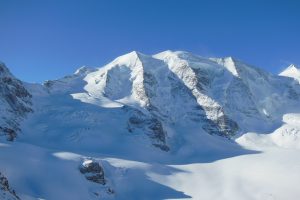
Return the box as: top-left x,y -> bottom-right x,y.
125,106 -> 169,151
0,172 -> 20,200
0,127 -> 17,142
79,159 -> 106,185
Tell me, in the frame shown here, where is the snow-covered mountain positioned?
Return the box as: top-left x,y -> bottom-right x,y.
1,51 -> 300,200
0,62 -> 32,141
279,64 -> 300,83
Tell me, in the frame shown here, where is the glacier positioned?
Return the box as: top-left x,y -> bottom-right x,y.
0,50 -> 300,200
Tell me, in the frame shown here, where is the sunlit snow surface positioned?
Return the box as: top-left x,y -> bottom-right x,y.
1,127 -> 300,200
279,64 -> 300,83
1,51 -> 300,199
237,113 -> 300,150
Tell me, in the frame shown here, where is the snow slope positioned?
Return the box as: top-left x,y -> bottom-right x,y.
237,113 -> 300,150
1,139 -> 300,200
1,51 -> 300,199
149,148 -> 300,200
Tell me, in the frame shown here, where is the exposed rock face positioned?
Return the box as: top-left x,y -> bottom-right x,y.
0,127 -> 17,142
81,51 -> 240,144
125,106 -> 169,151
79,159 -> 115,198
0,172 -> 20,200
0,62 -> 32,141
79,159 -> 106,185
2,51 -> 299,152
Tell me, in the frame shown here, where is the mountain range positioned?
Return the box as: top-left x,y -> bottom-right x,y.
1,51 -> 300,200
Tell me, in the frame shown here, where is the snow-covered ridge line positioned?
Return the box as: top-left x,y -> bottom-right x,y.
2,50 -> 300,142
1,51 -> 300,199
25,50 -> 299,141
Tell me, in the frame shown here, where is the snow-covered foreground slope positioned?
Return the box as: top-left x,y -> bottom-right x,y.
1,138 -> 300,200
150,148 -> 300,200
1,51 -> 300,199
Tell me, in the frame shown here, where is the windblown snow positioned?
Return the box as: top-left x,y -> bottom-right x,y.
0,51 -> 300,200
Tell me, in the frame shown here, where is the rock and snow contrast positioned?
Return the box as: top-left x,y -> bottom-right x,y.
0,171 -> 20,200
0,63 -> 32,141
0,51 -> 300,199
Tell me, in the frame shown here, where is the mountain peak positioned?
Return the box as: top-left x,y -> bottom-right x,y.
129,50 -> 142,56
280,64 -> 299,74
74,66 -> 95,76
153,50 -> 204,63
287,64 -> 298,70
279,64 -> 300,83
108,51 -> 151,68
0,62 -> 7,71
224,56 -> 235,62
0,62 -> 13,78
124,50 -> 146,59
211,56 -> 239,77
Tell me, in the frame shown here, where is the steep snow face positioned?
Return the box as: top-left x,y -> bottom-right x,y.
21,55 -> 170,152
0,62 -> 32,141
154,51 -> 239,136
220,59 -> 300,129
168,53 -> 300,132
279,64 -> 300,83
80,51 -> 239,137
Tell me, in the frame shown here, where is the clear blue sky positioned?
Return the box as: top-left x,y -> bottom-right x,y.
0,0 -> 299,83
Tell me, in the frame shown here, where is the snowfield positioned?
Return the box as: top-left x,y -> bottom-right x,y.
1,51 -> 300,200
1,136 -> 300,200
